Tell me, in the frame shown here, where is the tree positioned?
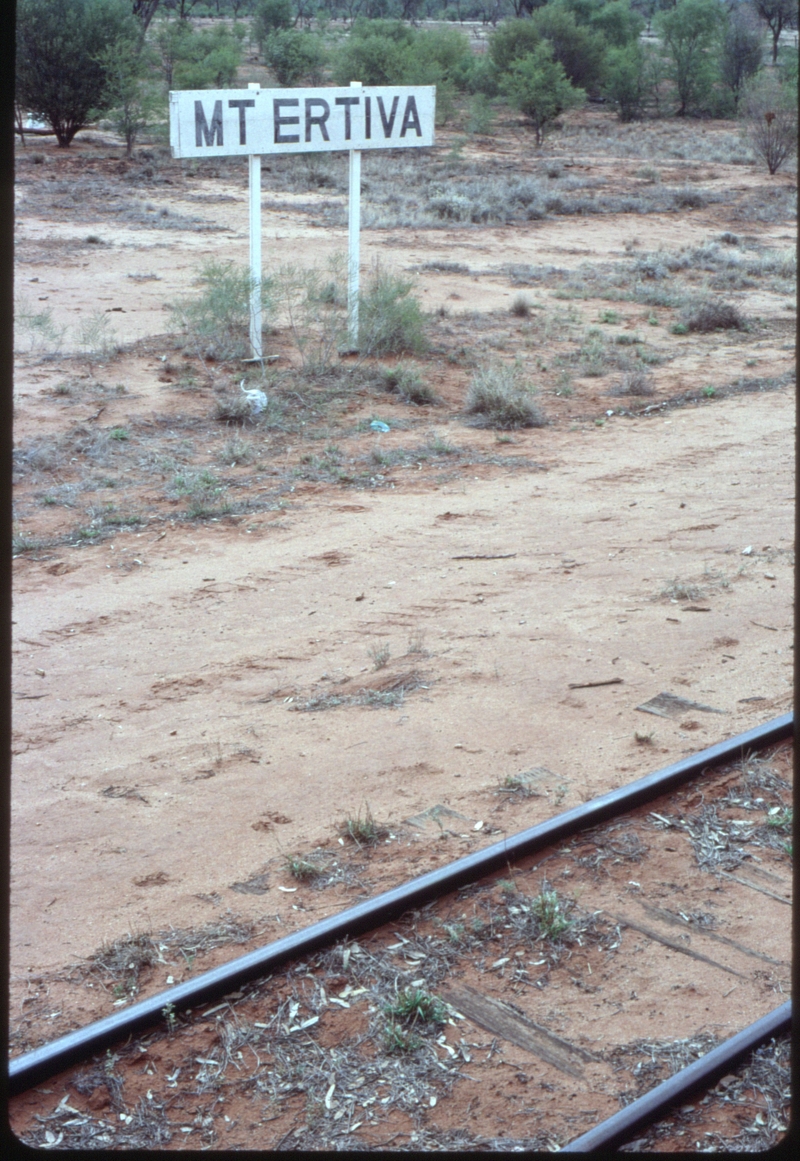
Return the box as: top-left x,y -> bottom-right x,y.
16,0 -> 135,146
263,30 -> 327,84
656,0 -> 724,115
720,9 -> 764,109
602,41 -> 645,119
489,17 -> 542,75
590,0 -> 644,47
253,0 -> 294,51
99,37 -> 161,155
155,16 -> 245,88
500,41 -> 584,143
743,69 -> 797,171
529,4 -> 609,92
751,0 -> 798,65
131,0 -> 161,30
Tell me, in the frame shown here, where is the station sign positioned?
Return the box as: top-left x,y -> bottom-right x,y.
170,86 -> 435,158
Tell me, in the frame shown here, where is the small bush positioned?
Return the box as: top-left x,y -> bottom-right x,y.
214,393 -> 253,425
611,369 -> 655,397
743,71 -> 798,175
173,261 -> 271,362
465,363 -> 546,429
510,294 -> 532,317
359,268 -> 427,357
368,643 -> 391,670
382,363 -> 438,405
683,301 -> 747,333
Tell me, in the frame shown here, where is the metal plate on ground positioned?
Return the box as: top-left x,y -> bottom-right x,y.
405,804 -> 471,833
636,692 -> 726,719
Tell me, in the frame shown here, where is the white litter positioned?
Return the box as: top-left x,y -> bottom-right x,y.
240,379 -> 267,414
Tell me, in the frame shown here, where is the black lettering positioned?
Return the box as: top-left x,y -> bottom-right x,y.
334,96 -> 360,141
274,99 -> 300,145
376,95 -> 399,138
365,95 -> 371,140
400,96 -> 422,138
195,100 -> 223,148
306,98 -> 331,143
228,98 -> 255,146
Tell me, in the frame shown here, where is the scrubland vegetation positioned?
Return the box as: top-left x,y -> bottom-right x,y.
15,1 -> 799,168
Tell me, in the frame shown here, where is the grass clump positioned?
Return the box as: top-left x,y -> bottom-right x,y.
465,362 -> 546,429
682,300 -> 747,333
286,855 -> 322,882
385,987 -> 448,1027
170,469 -> 228,518
611,369 -> 655,397
368,643 -> 391,670
530,887 -> 573,940
510,293 -> 532,318
339,804 -> 388,847
359,267 -> 428,357
382,363 -> 439,405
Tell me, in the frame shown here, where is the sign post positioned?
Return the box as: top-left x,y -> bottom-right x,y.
169,85 -> 435,359
347,81 -> 361,352
247,84 -> 262,362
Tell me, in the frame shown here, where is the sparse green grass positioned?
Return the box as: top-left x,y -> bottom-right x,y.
286,855 -> 322,882
384,987 -> 448,1027
530,888 -> 573,940
465,363 -> 546,429
339,805 -> 388,847
766,807 -> 792,832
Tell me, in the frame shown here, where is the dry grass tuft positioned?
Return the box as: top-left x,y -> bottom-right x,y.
465,363 -> 547,429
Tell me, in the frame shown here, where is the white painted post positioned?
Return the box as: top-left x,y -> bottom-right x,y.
248,83 -> 262,362
347,80 -> 362,351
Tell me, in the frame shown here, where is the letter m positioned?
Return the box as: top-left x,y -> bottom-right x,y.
195,100 -> 224,148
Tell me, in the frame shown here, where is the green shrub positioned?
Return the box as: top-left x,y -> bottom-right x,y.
466,93 -> 496,135
602,42 -> 645,121
529,5 -> 609,93
489,18 -> 541,77
168,20 -> 245,90
359,268 -> 427,357
656,0 -> 724,117
500,43 -> 585,145
465,363 -> 547,429
263,30 -> 326,86
253,0 -> 294,51
589,0 -> 644,49
172,261 -> 271,362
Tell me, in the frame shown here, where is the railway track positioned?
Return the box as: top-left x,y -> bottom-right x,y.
9,714 -> 793,1150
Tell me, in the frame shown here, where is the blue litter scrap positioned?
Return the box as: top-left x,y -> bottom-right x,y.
370,420 -> 390,432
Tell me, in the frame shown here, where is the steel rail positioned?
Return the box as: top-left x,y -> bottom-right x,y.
8,712 -> 792,1096
560,999 -> 792,1152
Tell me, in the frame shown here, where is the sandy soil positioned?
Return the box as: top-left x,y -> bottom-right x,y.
10,104 -> 795,1147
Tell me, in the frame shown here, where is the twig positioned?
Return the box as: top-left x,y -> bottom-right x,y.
568,678 -> 623,690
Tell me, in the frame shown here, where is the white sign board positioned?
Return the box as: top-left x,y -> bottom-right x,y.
170,86 -> 435,158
